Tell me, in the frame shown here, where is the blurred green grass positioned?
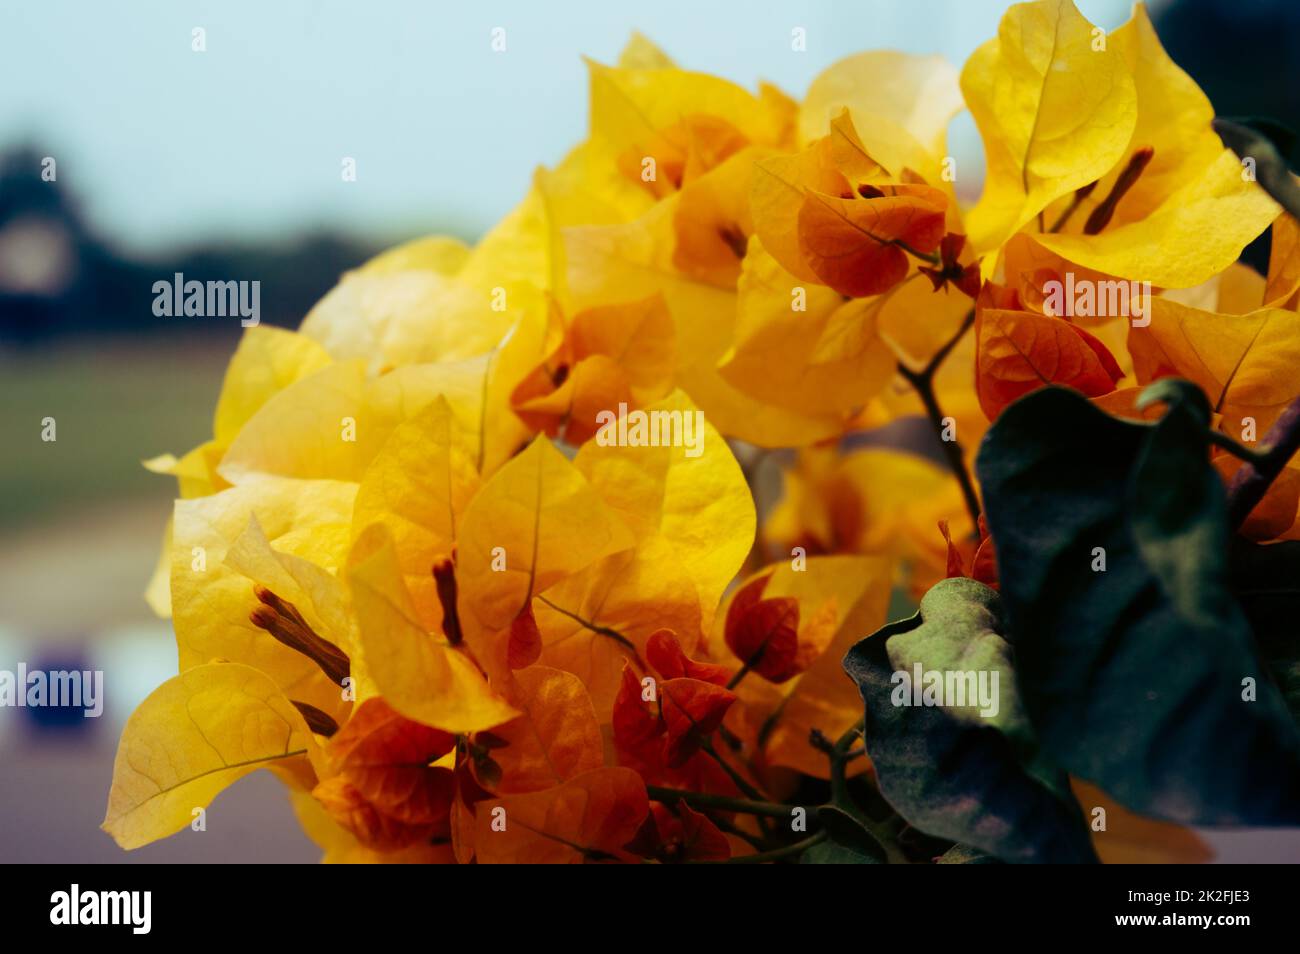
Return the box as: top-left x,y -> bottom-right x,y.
0,338 -> 229,529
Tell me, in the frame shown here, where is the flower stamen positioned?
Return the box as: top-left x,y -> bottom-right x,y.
250,585 -> 351,687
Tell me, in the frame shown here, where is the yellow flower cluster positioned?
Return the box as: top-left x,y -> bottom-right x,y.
106,1 -> 1298,863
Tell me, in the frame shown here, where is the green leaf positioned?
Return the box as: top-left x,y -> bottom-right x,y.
937,843 -> 1003,864
1230,539 -> 1300,725
799,840 -> 882,864
813,805 -> 885,864
882,577 -> 1027,739
977,385 -> 1300,826
842,577 -> 1097,864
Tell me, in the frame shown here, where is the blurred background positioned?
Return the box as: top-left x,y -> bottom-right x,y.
0,0 -> 1296,863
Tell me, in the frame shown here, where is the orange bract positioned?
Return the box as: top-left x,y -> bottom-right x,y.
797,186 -> 948,298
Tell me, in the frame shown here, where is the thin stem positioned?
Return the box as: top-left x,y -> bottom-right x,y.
710,815 -> 769,852
898,242 -> 941,265
821,720 -> 908,864
833,718 -> 864,752
923,306 -> 975,380
725,662 -> 750,691
899,362 -> 981,530
828,719 -> 863,810
894,306 -> 980,530
701,738 -> 770,803
1227,394 -> 1300,530
1207,429 -> 1271,466
692,831 -> 827,864
646,786 -> 802,820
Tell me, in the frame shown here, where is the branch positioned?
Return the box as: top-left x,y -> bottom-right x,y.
645,786 -> 803,820
1226,394 -> 1300,530
691,831 -> 827,864
897,307 -> 981,529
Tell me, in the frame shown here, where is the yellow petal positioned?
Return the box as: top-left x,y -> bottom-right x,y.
144,516 -> 173,618
535,548 -> 703,717
104,662 -> 321,849
225,514 -> 354,656
218,358 -> 508,484
171,477 -> 357,718
574,390 -> 753,628
300,269 -> 528,373
751,138 -> 850,285
1129,298 -> 1300,432
1266,212 -> 1300,308
563,196 -> 845,446
799,51 -> 963,182
352,396 -> 482,630
586,59 -> 784,163
213,326 -> 333,445
719,241 -> 907,416
1036,150 -> 1279,286
961,0 -> 1136,252
616,32 -> 676,70
458,437 -> 635,635
479,665 -> 605,794
1099,3 -> 1219,223
347,523 -> 518,733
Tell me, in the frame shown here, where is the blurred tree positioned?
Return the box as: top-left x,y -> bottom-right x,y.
0,144 -> 392,346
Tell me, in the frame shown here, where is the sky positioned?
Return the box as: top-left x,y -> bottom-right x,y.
1,0 -> 1139,254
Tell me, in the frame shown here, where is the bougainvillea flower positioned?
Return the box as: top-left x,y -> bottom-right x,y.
703,557 -> 892,779
967,1 -> 1276,287
104,5 -> 1300,866
975,282 -> 1125,420
511,294 -> 675,444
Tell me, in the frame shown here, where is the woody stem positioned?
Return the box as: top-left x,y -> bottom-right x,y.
701,738 -> 770,803
1226,394 -> 1300,530
828,719 -> 864,809
692,831 -> 827,864
897,308 -> 981,530
645,786 -> 803,820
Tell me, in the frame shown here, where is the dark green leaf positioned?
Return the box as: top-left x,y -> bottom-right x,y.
842,577 -> 1097,863
1230,539 -> 1300,724
800,840 -> 880,864
814,805 -> 885,864
816,805 -> 889,868
937,843 -> 1003,864
977,385 -> 1300,826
